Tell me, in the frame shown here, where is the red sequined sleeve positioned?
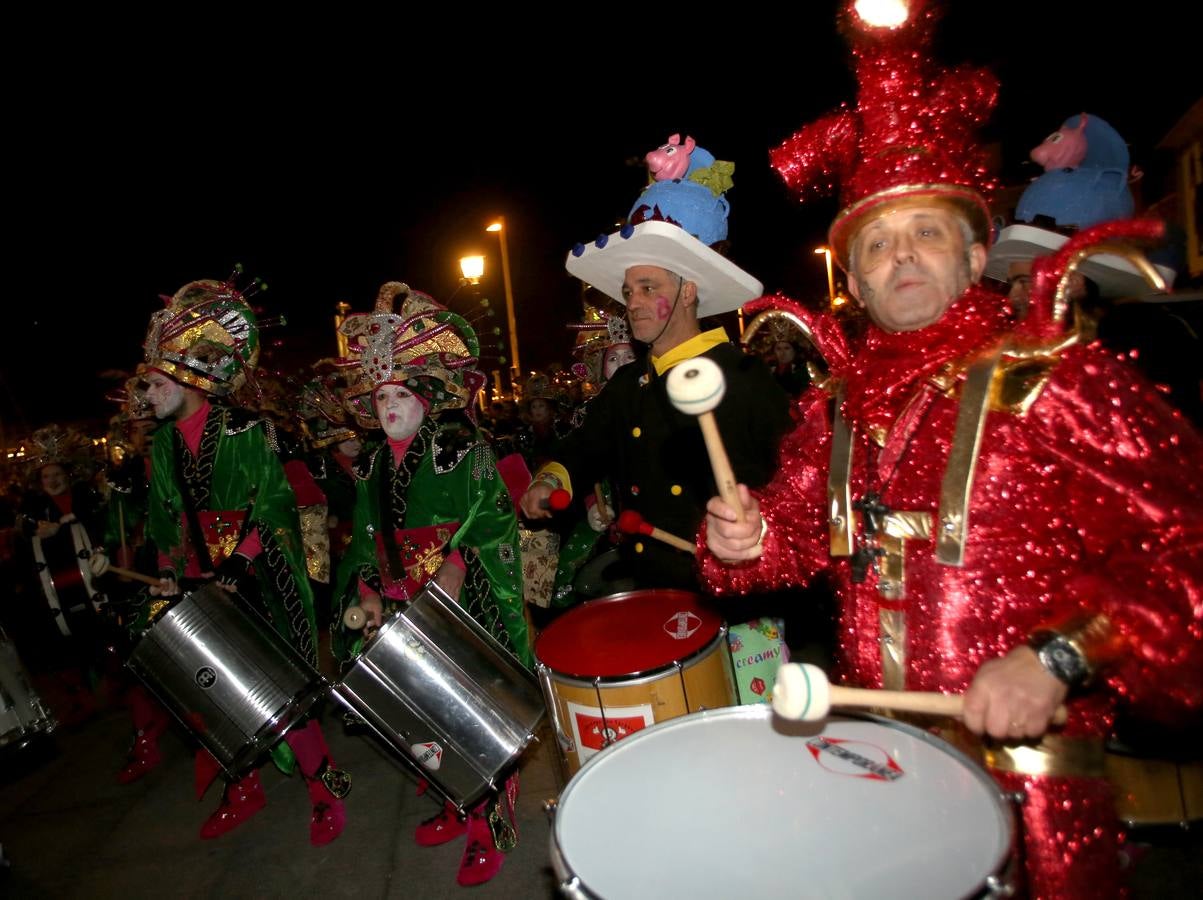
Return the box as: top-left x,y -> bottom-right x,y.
1035,346 -> 1203,724
698,389 -> 834,595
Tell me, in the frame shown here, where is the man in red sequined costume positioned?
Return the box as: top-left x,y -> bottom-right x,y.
700,3 -> 1203,897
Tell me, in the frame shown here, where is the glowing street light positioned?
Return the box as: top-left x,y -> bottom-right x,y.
815,246 -> 837,308
459,255 -> 485,284
486,218 -> 521,386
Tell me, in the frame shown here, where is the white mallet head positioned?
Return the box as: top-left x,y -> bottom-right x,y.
666,357 -> 726,416
772,663 -> 831,722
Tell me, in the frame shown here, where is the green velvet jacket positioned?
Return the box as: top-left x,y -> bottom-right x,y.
333,414 -> 528,666
148,406 -> 318,668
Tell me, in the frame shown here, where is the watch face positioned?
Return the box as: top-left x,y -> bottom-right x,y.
1040,638 -> 1086,685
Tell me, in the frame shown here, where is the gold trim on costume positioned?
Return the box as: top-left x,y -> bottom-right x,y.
937,353 -> 1001,566
828,401 -> 855,557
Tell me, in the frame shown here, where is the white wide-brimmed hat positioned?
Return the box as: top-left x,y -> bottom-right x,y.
986,224 -> 1176,300
566,221 -> 762,318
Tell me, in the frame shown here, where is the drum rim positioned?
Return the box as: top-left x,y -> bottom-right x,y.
534,589 -> 724,677
550,705 -> 1018,898
535,626 -> 729,684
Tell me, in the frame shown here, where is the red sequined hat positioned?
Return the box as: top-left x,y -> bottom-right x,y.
771,0 -> 998,270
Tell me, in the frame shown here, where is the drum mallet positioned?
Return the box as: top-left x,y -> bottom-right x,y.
773,662 -> 1068,725
343,606 -> 368,630
106,565 -> 168,588
665,358 -> 745,523
616,510 -> 694,554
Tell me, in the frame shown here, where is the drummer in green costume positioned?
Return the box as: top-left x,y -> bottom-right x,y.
331,281 -> 526,888
93,274 -> 351,847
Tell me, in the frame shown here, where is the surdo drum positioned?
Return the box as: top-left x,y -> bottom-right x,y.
535,590 -> 738,776
333,581 -> 544,814
126,582 -> 327,778
547,705 -> 1017,899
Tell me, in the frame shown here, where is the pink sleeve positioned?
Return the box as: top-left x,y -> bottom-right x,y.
444,549 -> 466,572
234,528 -> 262,561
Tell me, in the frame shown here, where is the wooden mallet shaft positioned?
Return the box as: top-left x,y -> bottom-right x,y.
107,565 -> 166,588
697,412 -> 745,524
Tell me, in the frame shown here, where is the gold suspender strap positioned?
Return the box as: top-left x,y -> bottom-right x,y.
828,390 -> 855,557
936,352 -> 1002,566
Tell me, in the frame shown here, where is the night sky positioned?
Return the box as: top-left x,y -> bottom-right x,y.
5,2 -> 1198,436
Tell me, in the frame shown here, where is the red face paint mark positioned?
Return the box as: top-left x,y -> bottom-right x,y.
654,296 -> 672,320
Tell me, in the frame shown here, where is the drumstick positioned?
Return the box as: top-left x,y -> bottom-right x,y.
615,510 -> 694,553
665,358 -> 745,523
773,663 -> 1068,725
107,565 -> 166,588
343,606 -> 367,630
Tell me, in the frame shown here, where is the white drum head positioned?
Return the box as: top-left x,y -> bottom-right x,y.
551,706 -> 1013,899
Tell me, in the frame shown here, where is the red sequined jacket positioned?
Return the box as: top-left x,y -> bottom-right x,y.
700,287 -> 1203,736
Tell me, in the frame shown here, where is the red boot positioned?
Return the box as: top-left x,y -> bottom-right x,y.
117,732 -> 162,784
284,719 -> 349,847
117,686 -> 170,784
456,776 -> 518,887
415,799 -> 467,847
200,770 -> 266,839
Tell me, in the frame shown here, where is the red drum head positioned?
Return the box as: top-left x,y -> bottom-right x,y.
535,590 -> 722,679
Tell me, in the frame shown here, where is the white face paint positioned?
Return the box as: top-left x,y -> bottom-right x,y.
374,383 -> 426,441
40,464 -> 68,497
336,438 -> 362,458
145,370 -> 187,420
602,343 -> 636,380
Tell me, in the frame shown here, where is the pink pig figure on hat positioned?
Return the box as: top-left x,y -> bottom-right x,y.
644,134 -> 716,183
645,134 -> 696,181
1030,115 -> 1089,170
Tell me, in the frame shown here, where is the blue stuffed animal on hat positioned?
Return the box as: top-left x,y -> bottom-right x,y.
628,134 -> 736,246
1015,113 -> 1135,230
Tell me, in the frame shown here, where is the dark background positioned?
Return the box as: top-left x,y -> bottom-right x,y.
4,2 -> 1198,434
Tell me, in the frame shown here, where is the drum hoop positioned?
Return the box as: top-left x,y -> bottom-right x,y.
550,705 -> 1018,897
536,626 -> 728,685
535,589 -> 724,677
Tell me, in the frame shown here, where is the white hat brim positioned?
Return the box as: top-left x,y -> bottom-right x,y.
565,221 -> 762,317
987,224 -> 1176,300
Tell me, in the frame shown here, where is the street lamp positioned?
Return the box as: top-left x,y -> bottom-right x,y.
814,246 -> 836,308
459,255 -> 485,284
486,218 -> 521,388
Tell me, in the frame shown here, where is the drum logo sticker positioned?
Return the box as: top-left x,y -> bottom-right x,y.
195,666 -> 217,690
663,610 -> 702,640
806,736 -> 904,782
411,741 -> 444,770
566,700 -> 654,763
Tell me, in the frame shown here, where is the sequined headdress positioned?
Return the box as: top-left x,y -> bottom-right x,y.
336,282 -> 485,428
567,299 -> 633,383
296,363 -> 359,449
143,276 -> 260,396
24,424 -> 92,474
771,0 -> 998,270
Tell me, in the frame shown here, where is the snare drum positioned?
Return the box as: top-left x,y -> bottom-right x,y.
126,582 -> 327,779
0,634 -> 56,750
549,705 -> 1016,899
333,581 -> 544,814
535,590 -> 737,776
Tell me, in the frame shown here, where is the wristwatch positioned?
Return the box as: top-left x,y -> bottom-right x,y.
1028,630 -> 1091,688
